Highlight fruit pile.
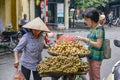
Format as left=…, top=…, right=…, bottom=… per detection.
left=37, top=56, right=89, bottom=74
left=48, top=42, right=90, bottom=56
left=37, top=41, right=90, bottom=76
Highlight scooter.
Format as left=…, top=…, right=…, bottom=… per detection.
left=0, top=31, right=19, bottom=53
left=106, top=40, right=120, bottom=80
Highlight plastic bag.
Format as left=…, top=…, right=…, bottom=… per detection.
left=55, top=34, right=75, bottom=45
left=47, top=32, right=55, bottom=38
left=14, top=69, right=25, bottom=80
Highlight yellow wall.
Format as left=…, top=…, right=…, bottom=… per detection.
left=11, top=0, right=17, bottom=30
left=0, top=0, right=31, bottom=31
left=5, top=0, right=11, bottom=28
left=17, top=0, right=23, bottom=25
left=22, top=0, right=29, bottom=19
left=0, top=0, right=5, bottom=30
left=0, top=0, right=23, bottom=31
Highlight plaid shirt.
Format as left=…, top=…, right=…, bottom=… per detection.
left=87, top=26, right=105, bottom=61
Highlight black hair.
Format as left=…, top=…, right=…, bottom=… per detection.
left=98, top=10, right=102, bottom=15
left=23, top=14, right=27, bottom=17
left=82, top=12, right=84, bottom=18
left=83, top=8, right=99, bottom=23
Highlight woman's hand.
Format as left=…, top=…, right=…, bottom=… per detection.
left=75, top=36, right=88, bottom=43
left=14, top=60, right=19, bottom=68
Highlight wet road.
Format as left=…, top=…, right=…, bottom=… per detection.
left=0, top=26, right=120, bottom=80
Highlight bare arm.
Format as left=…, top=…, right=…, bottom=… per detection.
left=87, top=38, right=103, bottom=49
left=14, top=51, right=19, bottom=68
left=77, top=37, right=103, bottom=49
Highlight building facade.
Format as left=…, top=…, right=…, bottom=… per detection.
left=0, top=0, right=22, bottom=30
left=108, top=0, right=120, bottom=17
left=0, top=0, right=71, bottom=30
left=35, top=0, right=69, bottom=29
left=0, top=0, right=35, bottom=31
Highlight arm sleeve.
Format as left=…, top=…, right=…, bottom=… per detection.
left=13, top=35, right=27, bottom=52
left=96, top=29, right=104, bottom=39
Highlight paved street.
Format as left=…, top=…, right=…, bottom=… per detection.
left=0, top=26, right=120, bottom=80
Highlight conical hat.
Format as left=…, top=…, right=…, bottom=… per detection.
left=23, top=17, right=50, bottom=32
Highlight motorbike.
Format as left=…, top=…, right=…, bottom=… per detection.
left=112, top=17, right=120, bottom=27
left=113, top=40, right=120, bottom=80
left=0, top=31, right=19, bottom=53
left=106, top=40, right=120, bottom=80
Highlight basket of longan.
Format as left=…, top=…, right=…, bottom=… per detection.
left=37, top=56, right=89, bottom=77
left=47, top=42, right=90, bottom=58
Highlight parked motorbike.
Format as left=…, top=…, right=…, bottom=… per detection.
left=112, top=17, right=120, bottom=27
left=113, top=39, right=120, bottom=80
left=0, top=31, right=19, bottom=53
left=107, top=40, right=120, bottom=80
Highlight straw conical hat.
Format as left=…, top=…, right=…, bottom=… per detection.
left=23, top=17, right=50, bottom=32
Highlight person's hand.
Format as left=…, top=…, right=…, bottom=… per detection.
left=75, top=36, right=84, bottom=41
left=14, top=60, right=19, bottom=68
left=75, top=36, right=88, bottom=43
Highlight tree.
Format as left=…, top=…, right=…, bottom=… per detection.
left=70, top=0, right=109, bottom=28
left=73, top=0, right=109, bottom=9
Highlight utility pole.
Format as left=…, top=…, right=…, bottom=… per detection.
left=64, top=0, right=69, bottom=29
left=29, top=0, right=35, bottom=20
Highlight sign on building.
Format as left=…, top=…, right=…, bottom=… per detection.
left=57, top=3, right=64, bottom=17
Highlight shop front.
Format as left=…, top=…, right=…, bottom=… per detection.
left=108, top=0, right=120, bottom=17
left=48, top=0, right=64, bottom=29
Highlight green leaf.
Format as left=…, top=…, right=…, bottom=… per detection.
left=72, top=0, right=109, bottom=9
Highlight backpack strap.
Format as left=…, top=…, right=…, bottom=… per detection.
left=96, top=26, right=105, bottom=39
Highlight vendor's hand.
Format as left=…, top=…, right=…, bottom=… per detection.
left=14, top=60, right=19, bottom=68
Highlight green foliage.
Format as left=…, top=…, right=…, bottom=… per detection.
left=73, top=0, right=109, bottom=9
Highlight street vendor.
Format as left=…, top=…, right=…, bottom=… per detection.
left=13, top=17, right=50, bottom=80
left=76, top=8, right=105, bottom=80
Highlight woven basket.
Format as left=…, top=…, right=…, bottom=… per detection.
left=47, top=50, right=90, bottom=58
left=40, top=71, right=88, bottom=77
